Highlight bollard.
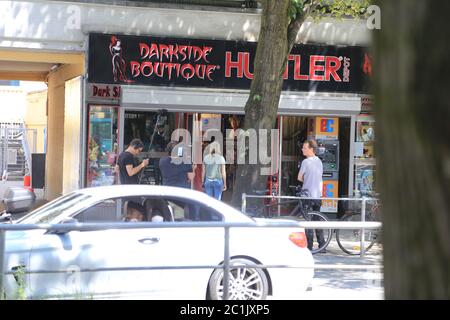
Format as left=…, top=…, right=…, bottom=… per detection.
left=23, top=175, right=33, bottom=192
left=223, top=227, right=230, bottom=300
left=0, top=230, right=5, bottom=299
left=360, top=198, right=366, bottom=258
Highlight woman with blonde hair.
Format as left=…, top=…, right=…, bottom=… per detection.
left=202, top=141, right=227, bottom=200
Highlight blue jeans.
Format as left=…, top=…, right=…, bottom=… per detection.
left=204, top=178, right=224, bottom=200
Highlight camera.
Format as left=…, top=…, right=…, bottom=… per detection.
left=177, top=146, right=183, bottom=157
left=155, top=109, right=168, bottom=127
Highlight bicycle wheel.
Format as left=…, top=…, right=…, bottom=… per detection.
left=265, top=200, right=297, bottom=218
left=245, top=205, right=265, bottom=218
left=336, top=213, right=379, bottom=255
left=304, top=211, right=332, bottom=254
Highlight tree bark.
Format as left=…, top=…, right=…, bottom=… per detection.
left=374, top=0, right=450, bottom=298
left=231, top=0, right=295, bottom=206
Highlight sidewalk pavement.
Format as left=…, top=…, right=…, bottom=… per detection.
left=302, top=240, right=384, bottom=300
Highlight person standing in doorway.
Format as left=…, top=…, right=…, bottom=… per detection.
left=298, top=139, right=325, bottom=252
left=202, top=141, right=227, bottom=200
left=117, top=139, right=149, bottom=184
left=159, top=141, right=194, bottom=189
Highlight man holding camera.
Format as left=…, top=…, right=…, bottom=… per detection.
left=117, top=138, right=149, bottom=184
left=159, top=141, right=194, bottom=189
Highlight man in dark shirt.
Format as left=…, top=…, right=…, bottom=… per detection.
left=117, top=139, right=149, bottom=184
left=159, top=141, right=194, bottom=189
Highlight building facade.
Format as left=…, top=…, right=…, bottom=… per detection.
left=0, top=0, right=373, bottom=204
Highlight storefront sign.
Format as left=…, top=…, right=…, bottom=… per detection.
left=321, top=180, right=339, bottom=213
left=88, top=33, right=369, bottom=93
left=315, top=117, right=339, bottom=139
left=88, top=83, right=121, bottom=100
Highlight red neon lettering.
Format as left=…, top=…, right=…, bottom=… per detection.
left=195, top=64, right=206, bottom=79
left=310, top=55, right=325, bottom=81
left=178, top=45, right=187, bottom=61
left=187, top=46, right=193, bottom=60
left=130, top=61, right=141, bottom=77
left=325, top=56, right=342, bottom=81
left=159, top=44, right=169, bottom=61
left=243, top=52, right=253, bottom=79
left=141, top=61, right=153, bottom=77
left=168, top=45, right=179, bottom=62
left=205, top=65, right=216, bottom=81
left=180, top=64, right=195, bottom=80
left=203, top=47, right=212, bottom=63
left=192, top=46, right=203, bottom=62
left=139, top=43, right=149, bottom=59
left=294, top=55, right=309, bottom=81
left=165, top=63, right=175, bottom=80
left=175, top=63, right=181, bottom=77
left=225, top=52, right=244, bottom=78
left=154, top=62, right=164, bottom=77
left=149, top=43, right=159, bottom=60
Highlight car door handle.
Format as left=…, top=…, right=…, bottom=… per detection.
left=138, top=237, right=160, bottom=244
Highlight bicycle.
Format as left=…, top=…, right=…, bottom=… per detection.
left=335, top=197, right=381, bottom=255
left=247, top=187, right=332, bottom=254
left=244, top=189, right=277, bottom=219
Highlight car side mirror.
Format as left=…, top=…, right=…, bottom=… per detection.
left=48, top=217, right=78, bottom=234
left=60, top=217, right=78, bottom=224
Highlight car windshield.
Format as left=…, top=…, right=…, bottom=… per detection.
left=17, top=193, right=92, bottom=224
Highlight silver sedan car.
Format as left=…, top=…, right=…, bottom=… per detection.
left=3, top=185, right=314, bottom=299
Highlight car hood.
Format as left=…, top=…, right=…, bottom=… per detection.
left=6, top=230, right=29, bottom=241
left=4, top=230, right=42, bottom=254
left=5, top=229, right=44, bottom=244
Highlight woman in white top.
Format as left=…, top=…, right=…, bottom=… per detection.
left=202, top=141, right=227, bottom=200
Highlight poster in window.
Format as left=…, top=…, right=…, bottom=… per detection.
left=356, top=166, right=375, bottom=196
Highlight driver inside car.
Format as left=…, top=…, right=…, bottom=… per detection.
left=124, top=201, right=146, bottom=222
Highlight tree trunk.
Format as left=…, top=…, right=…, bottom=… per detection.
left=231, top=0, right=292, bottom=207
left=374, top=0, right=450, bottom=298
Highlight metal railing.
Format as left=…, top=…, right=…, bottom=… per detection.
left=0, top=219, right=381, bottom=300
left=56, top=0, right=259, bottom=9
left=242, top=193, right=381, bottom=258
left=0, top=127, right=37, bottom=179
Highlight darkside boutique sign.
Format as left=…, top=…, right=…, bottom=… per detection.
left=88, top=33, right=370, bottom=93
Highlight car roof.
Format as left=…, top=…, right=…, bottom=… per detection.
left=74, top=185, right=251, bottom=222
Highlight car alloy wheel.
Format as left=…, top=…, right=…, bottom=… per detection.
left=208, top=258, right=269, bottom=300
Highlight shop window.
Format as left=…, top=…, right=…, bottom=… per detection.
left=354, top=114, right=376, bottom=196
left=123, top=110, right=181, bottom=185
left=86, top=105, right=119, bottom=187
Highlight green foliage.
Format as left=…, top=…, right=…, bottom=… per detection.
left=315, top=0, right=371, bottom=19
left=289, top=0, right=305, bottom=20
left=13, top=266, right=26, bottom=300
left=289, top=0, right=371, bottom=22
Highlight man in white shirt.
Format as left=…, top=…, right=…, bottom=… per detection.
left=298, top=139, right=325, bottom=252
